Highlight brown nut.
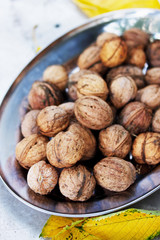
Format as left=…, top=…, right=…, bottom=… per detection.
left=107, top=65, right=145, bottom=89
left=152, top=108, right=160, bottom=133
left=77, top=74, right=109, bottom=100
left=126, top=47, right=146, bottom=69
left=59, top=165, right=96, bottom=201
left=93, top=157, right=136, bottom=192
left=68, top=122, right=96, bottom=160
left=135, top=163, right=154, bottom=175
left=21, top=110, right=40, bottom=137
left=43, top=65, right=68, bottom=91
left=74, top=96, right=113, bottom=130
left=28, top=81, right=63, bottom=109
left=15, top=134, right=48, bottom=169
left=100, top=37, right=127, bottom=67
left=96, top=32, right=118, bottom=47
left=123, top=28, right=149, bottom=49
left=59, top=102, right=75, bottom=118
left=109, top=75, right=137, bottom=109
left=68, top=69, right=98, bottom=101
left=145, top=68, right=160, bottom=85
left=147, top=40, right=160, bottom=67
left=136, top=84, right=160, bottom=109
left=99, top=124, right=132, bottom=158
left=119, top=101, right=152, bottom=135
left=27, top=161, right=58, bottom=195
left=132, top=132, right=160, bottom=165
left=46, top=131, right=85, bottom=168
left=37, top=106, right=69, bottom=137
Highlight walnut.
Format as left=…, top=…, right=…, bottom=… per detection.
left=93, top=157, right=136, bottom=192
left=107, top=65, right=145, bottom=89
left=99, top=124, right=132, bottom=158
left=109, top=75, right=137, bottom=109
left=46, top=131, right=85, bottom=168
left=28, top=81, right=63, bottom=109
left=68, top=122, right=96, bottom=160
left=59, top=165, right=96, bottom=201
left=100, top=37, right=127, bottom=67
left=123, top=28, right=149, bottom=49
left=96, top=32, right=118, bottom=47
left=43, top=65, right=68, bottom=91
left=77, top=74, right=109, bottom=100
left=21, top=110, right=40, bottom=137
left=37, top=106, right=69, bottom=137
left=145, top=68, right=160, bottom=84
left=132, top=132, right=160, bottom=165
left=126, top=47, right=146, bottom=69
left=136, top=84, right=160, bottom=109
left=152, top=108, right=160, bottom=133
left=15, top=134, right=48, bottom=169
left=59, top=102, right=75, bottom=118
left=68, top=69, right=98, bottom=101
left=119, top=101, right=152, bottom=134
left=147, top=40, right=160, bottom=67
left=74, top=96, right=113, bottom=130
left=27, top=161, right=58, bottom=195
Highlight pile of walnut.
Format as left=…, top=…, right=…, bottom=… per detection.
left=15, top=28, right=160, bottom=202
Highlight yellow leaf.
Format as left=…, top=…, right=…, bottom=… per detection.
left=73, top=0, right=160, bottom=17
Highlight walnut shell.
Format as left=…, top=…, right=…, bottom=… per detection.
left=46, top=131, right=85, bottom=168
left=119, top=101, right=152, bottom=134
left=77, top=74, right=109, bottom=100
left=43, top=65, right=68, bottom=91
left=147, top=40, right=160, bottom=67
left=15, top=134, right=48, bottom=169
left=74, top=96, right=113, bottom=130
left=59, top=165, right=96, bottom=201
left=100, top=37, right=127, bottom=67
left=28, top=81, right=63, bottom=109
left=27, top=161, right=58, bottom=195
left=93, top=157, right=136, bottom=192
left=107, top=65, right=145, bottom=89
left=126, top=47, right=146, bottom=69
left=68, top=122, right=96, bottom=160
left=132, top=132, right=160, bottom=165
left=37, top=106, right=69, bottom=137
left=123, top=28, right=149, bottom=49
left=109, top=75, right=137, bottom=109
left=96, top=32, right=118, bottom=47
left=152, top=108, right=160, bottom=133
left=21, top=110, right=40, bottom=137
left=145, top=68, right=160, bottom=85
left=99, top=124, right=132, bottom=158
left=136, top=84, right=160, bottom=109
left=59, top=102, right=75, bottom=118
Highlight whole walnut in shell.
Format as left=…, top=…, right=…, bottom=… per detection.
left=43, top=65, right=68, bottom=91
left=119, top=101, right=152, bottom=134
left=15, top=134, right=48, bottom=169
left=145, top=68, right=160, bottom=85
left=132, top=132, right=160, bottom=165
left=99, top=124, right=132, bottom=158
left=28, top=81, right=63, bottom=109
left=123, top=28, right=149, bottom=49
left=93, top=157, right=136, bottom=192
left=27, top=161, right=58, bottom=195
left=21, top=110, right=40, bottom=137
left=109, top=75, right=137, bottom=109
left=59, top=165, right=96, bottom=201
left=77, top=74, right=109, bottom=100
left=46, top=131, right=85, bottom=168
left=136, top=84, right=160, bottom=109
left=74, top=96, right=113, bottom=130
left=96, top=32, right=118, bottom=47
left=147, top=40, right=160, bottom=67
left=152, top=108, right=160, bottom=133
left=68, top=122, right=96, bottom=160
left=59, top=102, right=75, bottom=118
left=127, top=47, right=146, bottom=69
left=100, top=37, right=127, bottom=67
left=107, top=65, right=145, bottom=89
left=37, top=106, right=69, bottom=137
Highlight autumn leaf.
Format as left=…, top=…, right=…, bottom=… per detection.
left=40, top=209, right=160, bottom=240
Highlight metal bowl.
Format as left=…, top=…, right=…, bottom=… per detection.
left=0, top=8, right=160, bottom=217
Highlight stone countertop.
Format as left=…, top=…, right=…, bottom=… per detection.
left=0, top=1, right=160, bottom=239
